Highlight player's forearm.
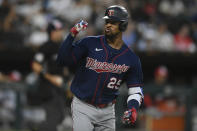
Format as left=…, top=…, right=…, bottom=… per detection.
left=44, top=73, right=63, bottom=87
left=127, top=87, right=143, bottom=110
left=57, top=20, right=88, bottom=66
left=56, top=33, right=75, bottom=66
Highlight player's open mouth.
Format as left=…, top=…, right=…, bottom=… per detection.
left=105, top=28, right=111, bottom=32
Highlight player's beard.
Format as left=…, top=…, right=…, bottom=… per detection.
left=105, top=30, right=121, bottom=43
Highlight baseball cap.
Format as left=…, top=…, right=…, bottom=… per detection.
left=154, top=65, right=168, bottom=78
left=47, top=19, right=63, bottom=35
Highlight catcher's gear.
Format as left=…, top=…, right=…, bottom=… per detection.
left=103, top=5, right=129, bottom=32
left=122, top=108, right=137, bottom=125
left=70, top=19, right=88, bottom=36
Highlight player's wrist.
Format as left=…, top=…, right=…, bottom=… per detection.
left=70, top=27, right=79, bottom=37
left=128, top=107, right=137, bottom=113
left=127, top=99, right=140, bottom=110
left=40, top=69, right=47, bottom=78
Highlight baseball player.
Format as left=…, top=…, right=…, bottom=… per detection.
left=57, top=5, right=143, bottom=131
left=31, top=20, right=66, bottom=131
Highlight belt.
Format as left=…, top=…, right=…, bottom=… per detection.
left=85, top=100, right=116, bottom=108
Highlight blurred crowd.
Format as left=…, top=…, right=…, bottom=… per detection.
left=1, top=0, right=197, bottom=53
left=0, top=0, right=197, bottom=131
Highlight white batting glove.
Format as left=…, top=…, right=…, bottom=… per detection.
left=70, top=19, right=88, bottom=36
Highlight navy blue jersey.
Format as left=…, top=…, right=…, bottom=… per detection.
left=57, top=34, right=143, bottom=104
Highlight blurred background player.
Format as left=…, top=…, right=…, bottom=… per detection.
left=27, top=19, right=68, bottom=131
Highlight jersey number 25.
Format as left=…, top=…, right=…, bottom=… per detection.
left=107, top=77, right=122, bottom=90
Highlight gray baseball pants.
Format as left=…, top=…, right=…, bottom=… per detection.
left=71, top=96, right=116, bottom=131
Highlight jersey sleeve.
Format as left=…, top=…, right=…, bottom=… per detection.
left=56, top=34, right=88, bottom=66
left=125, top=57, right=143, bottom=88
left=126, top=57, right=143, bottom=110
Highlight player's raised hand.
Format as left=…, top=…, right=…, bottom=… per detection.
left=122, top=108, right=137, bottom=125
left=70, top=19, right=88, bottom=37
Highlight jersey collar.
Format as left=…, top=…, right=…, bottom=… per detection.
left=102, top=35, right=127, bottom=53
